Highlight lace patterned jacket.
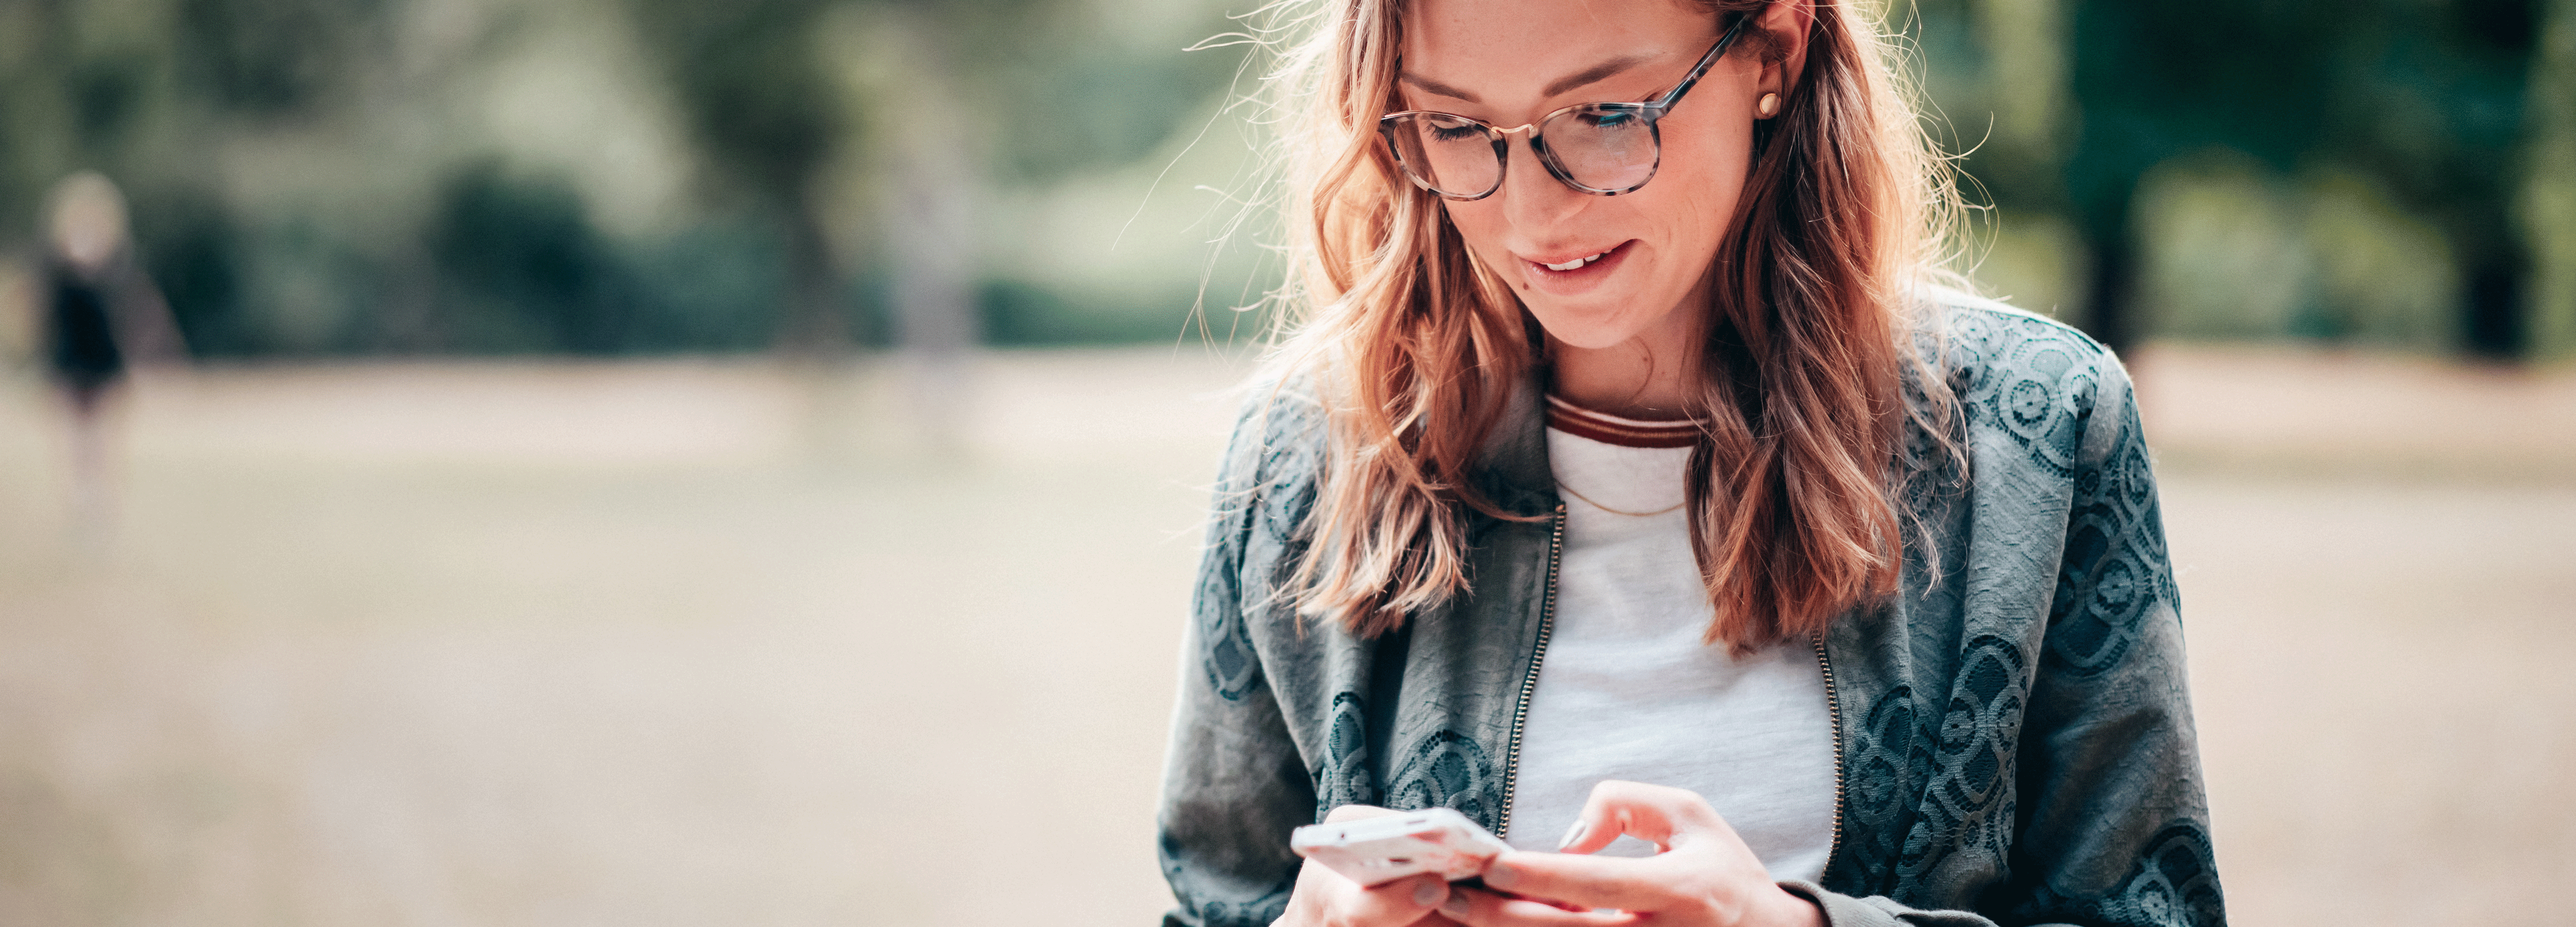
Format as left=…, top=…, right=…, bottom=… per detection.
left=1156, top=299, right=2224, bottom=927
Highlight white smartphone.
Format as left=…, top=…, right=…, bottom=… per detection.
left=1290, top=807, right=1512, bottom=887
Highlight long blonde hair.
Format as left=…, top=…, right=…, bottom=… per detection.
left=1248, top=0, right=1964, bottom=653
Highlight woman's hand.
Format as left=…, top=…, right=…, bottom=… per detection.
left=1432, top=781, right=1825, bottom=927
left=1272, top=804, right=1459, bottom=927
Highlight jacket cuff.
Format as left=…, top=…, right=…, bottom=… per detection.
left=1778, top=880, right=1903, bottom=927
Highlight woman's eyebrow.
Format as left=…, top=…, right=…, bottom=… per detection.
left=1542, top=54, right=1651, bottom=98
left=1398, top=72, right=1482, bottom=103
left=1398, top=53, right=1656, bottom=106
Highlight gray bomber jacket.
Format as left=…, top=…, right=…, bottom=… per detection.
left=1156, top=299, right=2224, bottom=927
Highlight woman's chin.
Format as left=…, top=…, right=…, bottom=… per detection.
left=1526, top=305, right=1650, bottom=352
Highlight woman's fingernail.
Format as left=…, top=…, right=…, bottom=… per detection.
left=1441, top=891, right=1470, bottom=916
left=1413, top=880, right=1443, bottom=907
left=1556, top=821, right=1587, bottom=850
left=1485, top=860, right=1517, bottom=889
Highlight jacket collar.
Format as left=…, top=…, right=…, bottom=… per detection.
left=1468, top=369, right=1563, bottom=519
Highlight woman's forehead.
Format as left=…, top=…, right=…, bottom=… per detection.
left=1402, top=0, right=1718, bottom=103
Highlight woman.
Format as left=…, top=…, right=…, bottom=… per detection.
left=38, top=172, right=181, bottom=533
left=1158, top=0, right=2219, bottom=925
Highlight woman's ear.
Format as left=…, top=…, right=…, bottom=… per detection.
left=1756, top=1, right=1814, bottom=107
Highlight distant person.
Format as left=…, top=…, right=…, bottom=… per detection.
left=1160, top=2, right=2218, bottom=927
left=40, top=172, right=183, bottom=532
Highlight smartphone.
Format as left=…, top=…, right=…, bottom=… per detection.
left=1290, top=807, right=1511, bottom=887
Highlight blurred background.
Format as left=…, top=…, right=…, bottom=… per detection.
left=0, top=0, right=2568, bottom=924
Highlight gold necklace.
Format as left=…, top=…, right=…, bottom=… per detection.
left=1555, top=480, right=1687, bottom=517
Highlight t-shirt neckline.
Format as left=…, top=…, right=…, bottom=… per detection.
left=1545, top=394, right=1705, bottom=449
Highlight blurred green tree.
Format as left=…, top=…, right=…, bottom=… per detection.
left=172, top=0, right=372, bottom=120
left=2523, top=0, right=2576, bottom=360
left=615, top=0, right=1088, bottom=360
left=1963, top=0, right=2546, bottom=358
left=620, top=0, right=852, bottom=357
left=430, top=161, right=619, bottom=353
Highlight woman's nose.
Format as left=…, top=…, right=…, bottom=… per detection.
left=1497, top=134, right=1588, bottom=228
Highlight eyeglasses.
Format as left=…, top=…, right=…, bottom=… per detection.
left=1376, top=9, right=1760, bottom=201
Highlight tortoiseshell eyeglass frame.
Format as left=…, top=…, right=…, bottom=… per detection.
left=1376, top=6, right=1763, bottom=201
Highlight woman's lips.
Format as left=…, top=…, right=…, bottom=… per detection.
left=1520, top=240, right=1635, bottom=292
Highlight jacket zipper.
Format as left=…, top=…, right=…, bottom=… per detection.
left=1498, top=502, right=1568, bottom=835
left=1811, top=631, right=1846, bottom=872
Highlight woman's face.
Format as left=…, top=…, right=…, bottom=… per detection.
left=1399, top=0, right=1765, bottom=351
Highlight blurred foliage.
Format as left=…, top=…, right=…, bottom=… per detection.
left=173, top=0, right=378, bottom=119
left=0, top=0, right=2563, bottom=359
left=430, top=161, right=623, bottom=352
left=1926, top=0, right=2556, bottom=358
left=977, top=278, right=1219, bottom=346
left=623, top=0, right=841, bottom=198
left=619, top=0, right=847, bottom=352
left=983, top=32, right=1244, bottom=182
left=422, top=160, right=799, bottom=354
left=2526, top=0, right=2576, bottom=358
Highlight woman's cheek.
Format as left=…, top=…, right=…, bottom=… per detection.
left=1443, top=210, right=1513, bottom=280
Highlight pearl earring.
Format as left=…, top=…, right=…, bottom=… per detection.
left=1756, top=93, right=1781, bottom=118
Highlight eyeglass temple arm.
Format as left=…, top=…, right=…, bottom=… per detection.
left=1646, top=2, right=1765, bottom=116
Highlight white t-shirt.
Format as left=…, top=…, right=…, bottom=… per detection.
left=1499, top=396, right=1837, bottom=883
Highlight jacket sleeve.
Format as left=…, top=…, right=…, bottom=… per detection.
left=1155, top=389, right=1318, bottom=927
left=1787, top=356, right=2224, bottom=927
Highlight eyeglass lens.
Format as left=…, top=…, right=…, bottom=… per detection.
left=1385, top=114, right=1503, bottom=196
left=1386, top=108, right=1658, bottom=197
